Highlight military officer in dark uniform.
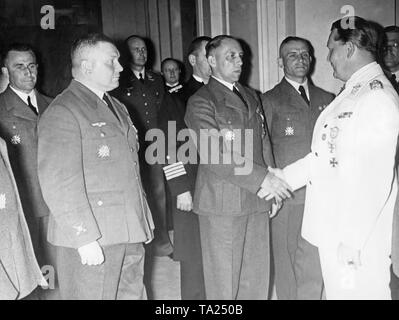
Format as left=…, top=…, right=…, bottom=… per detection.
left=161, top=58, right=184, bottom=96
left=113, top=35, right=172, bottom=256
left=262, top=37, right=334, bottom=300
left=384, top=26, right=399, bottom=93
left=181, top=36, right=212, bottom=105
left=0, top=44, right=57, bottom=299
left=383, top=25, right=399, bottom=300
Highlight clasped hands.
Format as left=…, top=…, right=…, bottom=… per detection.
left=257, top=168, right=293, bottom=218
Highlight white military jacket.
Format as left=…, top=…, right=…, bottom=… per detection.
left=283, top=62, right=399, bottom=251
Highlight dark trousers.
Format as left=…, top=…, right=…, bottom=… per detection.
left=271, top=203, right=323, bottom=300
left=141, top=162, right=172, bottom=256
left=56, top=243, right=147, bottom=300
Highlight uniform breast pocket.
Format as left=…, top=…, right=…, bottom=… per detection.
left=273, top=112, right=305, bottom=139
left=215, top=110, right=242, bottom=130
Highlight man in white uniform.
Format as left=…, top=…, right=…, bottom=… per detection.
left=260, top=16, right=399, bottom=299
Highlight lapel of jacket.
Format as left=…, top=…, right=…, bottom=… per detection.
left=70, top=80, right=125, bottom=134
left=3, top=87, right=37, bottom=122
left=208, top=77, right=247, bottom=113
left=35, top=90, right=50, bottom=115
left=235, top=82, right=258, bottom=118
left=281, top=78, right=309, bottom=111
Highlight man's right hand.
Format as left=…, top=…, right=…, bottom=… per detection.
left=257, top=171, right=293, bottom=202
left=77, top=241, right=104, bottom=266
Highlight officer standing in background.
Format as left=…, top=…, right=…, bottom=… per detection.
left=114, top=35, right=172, bottom=256
left=181, top=36, right=212, bottom=105
left=262, top=36, right=334, bottom=300
left=0, top=44, right=57, bottom=299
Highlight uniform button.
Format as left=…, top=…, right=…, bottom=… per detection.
left=136, top=176, right=139, bottom=179
left=134, top=161, right=137, bottom=165
left=324, top=124, right=328, bottom=128
left=143, top=93, right=146, bottom=97
left=97, top=200, right=103, bottom=206
left=315, top=152, right=318, bottom=156
left=227, top=120, right=231, bottom=124
left=309, top=181, right=312, bottom=185
left=145, top=112, right=148, bottom=115
left=100, top=132, right=105, bottom=137
left=146, top=120, right=149, bottom=123
left=130, top=147, right=134, bottom=152
left=144, top=102, right=148, bottom=106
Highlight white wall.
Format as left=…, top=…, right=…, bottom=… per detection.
left=295, top=0, right=395, bottom=94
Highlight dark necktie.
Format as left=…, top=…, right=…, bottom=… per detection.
left=392, top=74, right=397, bottom=83
left=233, top=86, right=248, bottom=109
left=139, top=73, right=144, bottom=84
left=103, top=94, right=119, bottom=121
left=298, top=85, right=310, bottom=106
left=27, top=96, right=38, bottom=115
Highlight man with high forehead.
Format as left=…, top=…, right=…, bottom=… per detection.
left=262, top=37, right=334, bottom=300
left=272, top=16, right=399, bottom=299
left=0, top=44, right=55, bottom=299
left=38, top=33, right=154, bottom=299
left=185, top=35, right=292, bottom=299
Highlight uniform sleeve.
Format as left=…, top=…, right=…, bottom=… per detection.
left=38, top=104, right=101, bottom=249
left=338, top=90, right=399, bottom=251
left=282, top=152, right=312, bottom=191
left=184, top=94, right=267, bottom=194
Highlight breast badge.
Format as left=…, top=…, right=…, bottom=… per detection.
left=97, top=145, right=110, bottom=158
left=91, top=122, right=107, bottom=128
left=11, top=134, right=21, bottom=145
left=73, top=223, right=87, bottom=236
left=0, top=193, right=6, bottom=209
left=351, top=84, right=361, bottom=94
left=285, top=126, right=294, bottom=136
left=370, top=80, right=383, bottom=90
left=224, top=130, right=235, bottom=141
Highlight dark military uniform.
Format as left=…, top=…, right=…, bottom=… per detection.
left=158, top=80, right=206, bottom=299
left=114, top=69, right=172, bottom=256
left=185, top=77, right=274, bottom=299
left=0, top=86, right=58, bottom=299
left=262, top=78, right=334, bottom=300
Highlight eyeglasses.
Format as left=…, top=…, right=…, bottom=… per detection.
left=14, top=63, right=38, bottom=73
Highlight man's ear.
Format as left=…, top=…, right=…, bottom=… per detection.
left=278, top=57, right=284, bottom=69
left=1, top=67, right=9, bottom=78
left=207, top=55, right=216, bottom=68
left=346, top=41, right=356, bottom=59
left=81, top=60, right=92, bottom=75
left=188, top=54, right=196, bottom=67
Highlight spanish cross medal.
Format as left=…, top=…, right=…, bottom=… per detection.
left=285, top=126, right=294, bottom=136
left=224, top=130, right=235, bottom=141
left=11, top=134, right=21, bottom=145
left=98, top=145, right=110, bottom=158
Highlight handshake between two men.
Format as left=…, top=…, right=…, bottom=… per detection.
left=257, top=168, right=293, bottom=218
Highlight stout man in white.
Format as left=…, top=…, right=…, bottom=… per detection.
left=260, top=16, right=399, bottom=299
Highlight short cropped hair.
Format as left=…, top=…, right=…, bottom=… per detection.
left=70, top=33, right=114, bottom=69
left=330, top=16, right=382, bottom=59
left=384, top=25, right=399, bottom=34
left=205, top=35, right=237, bottom=58
left=125, top=35, right=145, bottom=46
left=279, top=36, right=313, bottom=57
left=161, top=58, right=180, bottom=71
left=3, top=43, right=36, bottom=66
left=187, top=36, right=212, bottom=57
